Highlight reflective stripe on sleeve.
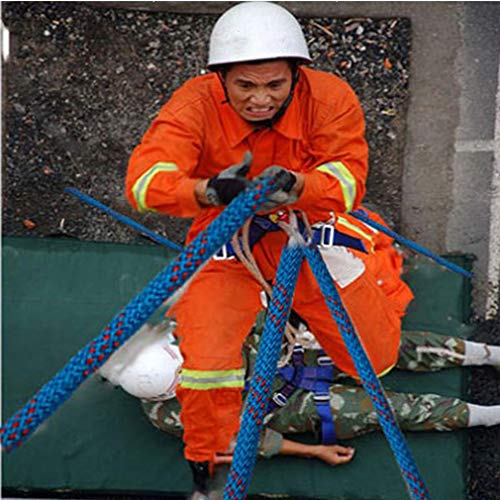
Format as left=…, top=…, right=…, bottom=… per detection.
left=131, top=162, right=179, bottom=212
left=316, top=161, right=356, bottom=213
left=180, top=368, right=245, bottom=390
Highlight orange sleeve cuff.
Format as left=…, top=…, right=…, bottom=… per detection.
left=295, top=172, right=319, bottom=208
left=295, top=171, right=344, bottom=213
left=175, top=177, right=203, bottom=217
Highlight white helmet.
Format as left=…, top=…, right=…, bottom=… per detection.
left=99, top=322, right=183, bottom=401
left=118, top=342, right=182, bottom=401
left=208, top=2, right=311, bottom=68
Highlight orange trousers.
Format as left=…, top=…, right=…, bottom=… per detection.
left=175, top=230, right=408, bottom=463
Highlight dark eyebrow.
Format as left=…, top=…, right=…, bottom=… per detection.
left=235, top=78, right=255, bottom=85
left=234, top=78, right=288, bottom=86
left=268, top=78, right=288, bottom=85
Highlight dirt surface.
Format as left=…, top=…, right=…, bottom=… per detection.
left=2, top=2, right=498, bottom=500
left=2, top=1, right=409, bottom=245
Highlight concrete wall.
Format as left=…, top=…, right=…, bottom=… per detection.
left=448, top=3, right=500, bottom=316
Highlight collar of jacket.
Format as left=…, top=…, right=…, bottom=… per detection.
left=212, top=77, right=304, bottom=148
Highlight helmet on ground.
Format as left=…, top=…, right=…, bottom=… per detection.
left=99, top=322, right=183, bottom=401
left=118, top=342, right=182, bottom=401
left=208, top=1, right=311, bottom=68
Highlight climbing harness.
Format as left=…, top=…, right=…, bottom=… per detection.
left=214, top=214, right=277, bottom=260
left=224, top=209, right=431, bottom=500
left=214, top=212, right=367, bottom=260
left=268, top=343, right=337, bottom=444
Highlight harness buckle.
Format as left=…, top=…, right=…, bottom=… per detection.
left=313, top=392, right=330, bottom=403
left=213, top=244, right=235, bottom=261
left=317, top=355, right=333, bottom=366
left=272, top=392, right=288, bottom=407
left=319, top=224, right=335, bottom=248
left=293, top=344, right=305, bottom=354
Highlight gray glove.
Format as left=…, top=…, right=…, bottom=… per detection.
left=256, top=165, right=297, bottom=211
left=205, top=151, right=253, bottom=206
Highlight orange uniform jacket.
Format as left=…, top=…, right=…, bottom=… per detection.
left=126, top=67, right=368, bottom=239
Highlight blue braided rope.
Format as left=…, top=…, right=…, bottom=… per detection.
left=302, top=242, right=430, bottom=500
left=350, top=209, right=473, bottom=279
left=65, top=187, right=183, bottom=252
left=223, top=241, right=304, bottom=500
left=0, top=178, right=278, bottom=452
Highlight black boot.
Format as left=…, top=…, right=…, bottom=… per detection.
left=188, top=460, right=210, bottom=498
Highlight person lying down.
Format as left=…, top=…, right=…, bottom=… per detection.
left=99, top=317, right=500, bottom=468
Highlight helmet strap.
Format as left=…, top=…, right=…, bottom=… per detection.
left=216, top=71, right=231, bottom=105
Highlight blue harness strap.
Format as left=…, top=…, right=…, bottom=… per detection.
left=214, top=215, right=279, bottom=259
left=215, top=215, right=367, bottom=259
left=268, top=344, right=337, bottom=444
left=310, top=223, right=367, bottom=253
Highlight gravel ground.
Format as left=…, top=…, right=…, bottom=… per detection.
left=2, top=2, right=498, bottom=499
left=2, top=1, right=409, bottom=244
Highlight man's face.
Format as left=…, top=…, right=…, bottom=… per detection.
left=224, top=60, right=293, bottom=123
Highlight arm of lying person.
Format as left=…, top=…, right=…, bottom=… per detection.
left=214, top=428, right=355, bottom=467
left=278, top=437, right=355, bottom=466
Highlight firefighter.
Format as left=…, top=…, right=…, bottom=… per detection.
left=126, top=1, right=412, bottom=493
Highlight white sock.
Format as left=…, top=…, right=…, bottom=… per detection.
left=467, top=404, right=500, bottom=427
left=463, top=341, right=500, bottom=367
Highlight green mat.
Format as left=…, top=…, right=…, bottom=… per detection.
left=2, top=236, right=474, bottom=499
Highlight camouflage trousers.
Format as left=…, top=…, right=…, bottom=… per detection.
left=267, top=330, right=470, bottom=440
left=396, top=330, right=466, bottom=371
